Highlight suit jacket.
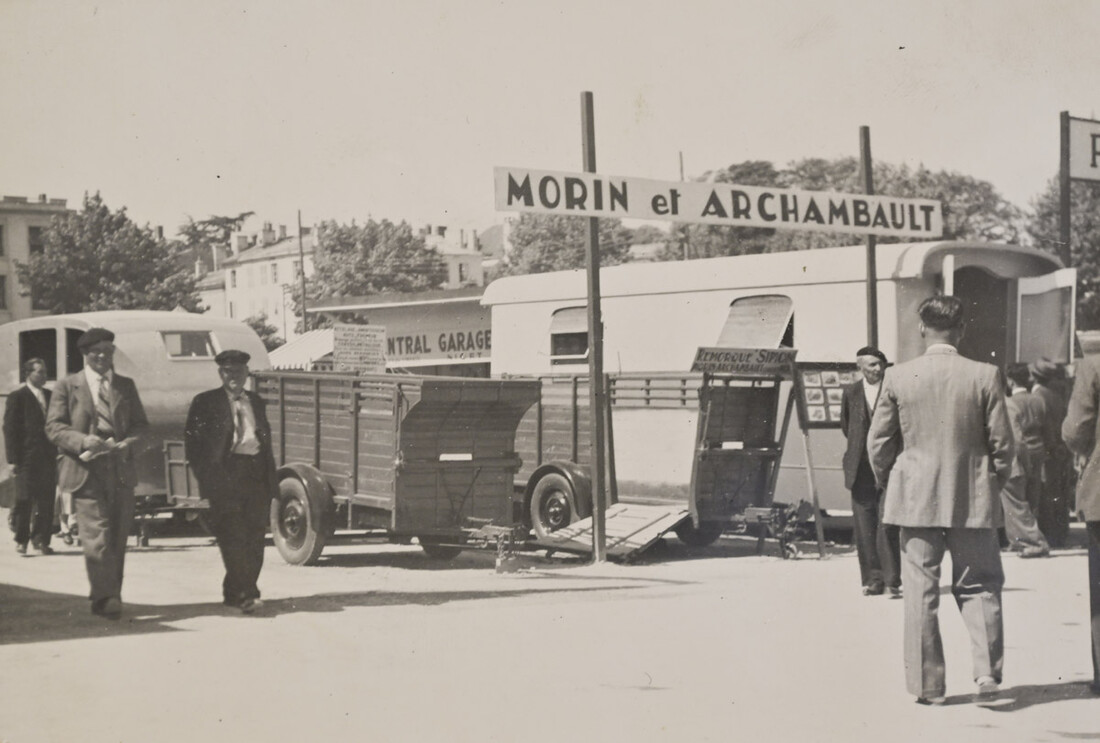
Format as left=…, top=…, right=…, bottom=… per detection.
left=46, top=371, right=149, bottom=493
left=867, top=345, right=1014, bottom=528
left=839, top=378, right=878, bottom=491
left=4, top=385, right=56, bottom=474
left=1060, top=356, right=1100, bottom=521
left=184, top=387, right=277, bottom=503
left=1005, top=390, right=1046, bottom=456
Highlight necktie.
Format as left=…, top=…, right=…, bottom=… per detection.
left=96, top=377, right=115, bottom=437
left=232, top=396, right=245, bottom=450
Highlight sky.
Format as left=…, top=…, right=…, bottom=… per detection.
left=1, top=0, right=1098, bottom=239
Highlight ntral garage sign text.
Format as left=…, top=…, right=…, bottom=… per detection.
left=495, top=166, right=943, bottom=239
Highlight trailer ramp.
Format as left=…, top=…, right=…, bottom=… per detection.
left=535, top=504, right=689, bottom=558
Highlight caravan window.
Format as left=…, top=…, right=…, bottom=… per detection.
left=65, top=328, right=85, bottom=373
left=716, top=295, right=794, bottom=349
left=162, top=331, right=215, bottom=358
left=19, top=328, right=57, bottom=380
left=550, top=307, right=588, bottom=365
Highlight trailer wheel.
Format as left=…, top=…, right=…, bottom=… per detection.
left=529, top=472, right=578, bottom=541
left=674, top=520, right=725, bottom=547
left=270, top=477, right=331, bottom=565
left=418, top=536, right=463, bottom=561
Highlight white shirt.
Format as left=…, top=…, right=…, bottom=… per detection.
left=226, top=390, right=261, bottom=456
left=26, top=383, right=46, bottom=413
left=83, top=367, right=113, bottom=404
left=862, top=378, right=881, bottom=411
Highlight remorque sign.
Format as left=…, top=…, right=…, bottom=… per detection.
left=495, top=166, right=943, bottom=239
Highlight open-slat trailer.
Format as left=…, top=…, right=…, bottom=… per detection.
left=255, top=370, right=539, bottom=565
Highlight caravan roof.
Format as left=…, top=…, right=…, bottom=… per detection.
left=481, top=241, right=1063, bottom=305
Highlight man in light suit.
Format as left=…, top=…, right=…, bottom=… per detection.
left=46, top=328, right=149, bottom=619
left=4, top=358, right=58, bottom=555
left=868, top=295, right=1014, bottom=705
left=840, top=346, right=901, bottom=597
left=1059, top=355, right=1100, bottom=695
left=185, top=350, right=277, bottom=614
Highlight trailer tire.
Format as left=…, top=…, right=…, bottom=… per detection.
left=529, top=472, right=578, bottom=541
left=418, top=536, right=463, bottom=561
left=270, top=476, right=331, bottom=565
left=674, top=520, right=725, bottom=547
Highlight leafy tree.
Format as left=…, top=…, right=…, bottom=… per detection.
left=289, top=218, right=447, bottom=331
left=1028, top=178, right=1100, bottom=328
left=178, top=211, right=254, bottom=269
left=663, top=158, right=1023, bottom=259
left=243, top=312, right=285, bottom=351
left=504, top=213, right=633, bottom=274
left=15, top=192, right=201, bottom=314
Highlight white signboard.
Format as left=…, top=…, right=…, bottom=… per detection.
left=333, top=323, right=387, bottom=374
left=691, top=347, right=797, bottom=377
left=1069, top=116, right=1100, bottom=182
left=495, top=166, right=943, bottom=238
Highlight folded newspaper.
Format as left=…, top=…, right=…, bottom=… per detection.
left=79, top=437, right=117, bottom=462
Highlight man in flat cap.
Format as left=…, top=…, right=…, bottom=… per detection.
left=185, top=350, right=277, bottom=614
left=840, top=345, right=901, bottom=597
left=46, top=327, right=149, bottom=619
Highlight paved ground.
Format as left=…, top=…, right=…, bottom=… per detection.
left=1, top=517, right=1097, bottom=743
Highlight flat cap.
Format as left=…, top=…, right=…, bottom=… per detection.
left=215, top=349, right=251, bottom=366
left=76, top=327, right=115, bottom=351
left=1029, top=357, right=1063, bottom=380
left=855, top=345, right=888, bottom=365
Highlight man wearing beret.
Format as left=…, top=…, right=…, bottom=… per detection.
left=46, top=327, right=149, bottom=619
left=840, top=345, right=901, bottom=597
left=1031, top=358, right=1071, bottom=547
left=185, top=350, right=277, bottom=614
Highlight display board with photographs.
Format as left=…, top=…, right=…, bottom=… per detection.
left=795, top=362, right=859, bottom=429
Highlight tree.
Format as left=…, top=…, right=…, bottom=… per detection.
left=503, top=213, right=633, bottom=274
left=178, top=211, right=254, bottom=270
left=243, top=312, right=285, bottom=351
left=15, top=192, right=201, bottom=314
left=1028, top=178, right=1100, bottom=328
left=289, top=218, right=447, bottom=331
left=662, top=158, right=1023, bottom=260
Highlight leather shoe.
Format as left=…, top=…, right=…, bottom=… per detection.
left=61, top=532, right=74, bottom=546
left=888, top=586, right=902, bottom=599
left=32, top=542, right=54, bottom=555
left=240, top=597, right=263, bottom=614
left=15, top=542, right=27, bottom=555
left=1019, top=546, right=1049, bottom=559
left=916, top=695, right=946, bottom=706
left=862, top=583, right=885, bottom=596
left=976, top=676, right=999, bottom=697
left=91, top=597, right=122, bottom=620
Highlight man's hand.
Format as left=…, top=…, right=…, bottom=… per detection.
left=81, top=434, right=112, bottom=456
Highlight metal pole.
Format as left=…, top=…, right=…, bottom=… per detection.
left=859, top=126, right=878, bottom=348
left=1059, top=111, right=1073, bottom=266
left=297, top=210, right=310, bottom=334
left=581, top=91, right=607, bottom=563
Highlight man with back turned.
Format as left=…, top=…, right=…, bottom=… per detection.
left=867, top=295, right=1014, bottom=705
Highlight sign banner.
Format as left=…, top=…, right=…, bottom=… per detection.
left=691, top=347, right=797, bottom=377
left=495, top=166, right=943, bottom=238
left=333, top=323, right=387, bottom=374
left=1069, top=116, right=1100, bottom=182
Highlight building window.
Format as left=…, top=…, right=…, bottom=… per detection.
left=28, top=226, right=44, bottom=254
left=0, top=225, right=5, bottom=256
left=230, top=270, right=237, bottom=289
left=458, top=263, right=469, bottom=283
left=271, top=263, right=278, bottom=283
left=550, top=307, right=589, bottom=365
left=0, top=274, right=6, bottom=309
left=716, top=295, right=794, bottom=349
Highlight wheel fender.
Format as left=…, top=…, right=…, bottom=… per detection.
left=525, top=461, right=592, bottom=521
left=276, top=464, right=335, bottom=523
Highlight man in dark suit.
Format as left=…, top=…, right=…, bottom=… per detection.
left=840, top=346, right=901, bottom=597
left=868, top=296, right=1014, bottom=705
left=185, top=350, right=277, bottom=614
left=1031, top=358, right=1071, bottom=547
left=1059, top=355, right=1100, bottom=695
left=46, top=328, right=149, bottom=619
left=4, top=358, right=58, bottom=555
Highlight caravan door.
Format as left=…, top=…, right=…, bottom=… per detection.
left=1017, top=268, right=1076, bottom=364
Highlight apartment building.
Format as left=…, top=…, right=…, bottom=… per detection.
left=0, top=194, right=71, bottom=323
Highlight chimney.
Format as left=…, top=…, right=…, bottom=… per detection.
left=460, top=229, right=465, bottom=249
left=156, top=226, right=164, bottom=240
left=262, top=222, right=275, bottom=245
left=38, top=194, right=47, bottom=203
left=279, top=224, right=287, bottom=240
left=471, top=229, right=479, bottom=253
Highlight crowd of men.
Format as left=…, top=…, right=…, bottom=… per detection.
left=840, top=295, right=1100, bottom=704
left=3, top=328, right=276, bottom=618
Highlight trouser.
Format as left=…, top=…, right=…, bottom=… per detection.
left=1088, top=521, right=1100, bottom=689
left=1040, top=450, right=1072, bottom=547
left=851, top=478, right=900, bottom=589
left=208, top=455, right=269, bottom=605
left=899, top=527, right=1004, bottom=698
left=72, top=471, right=135, bottom=604
left=11, top=466, right=56, bottom=547
left=1000, top=454, right=1050, bottom=552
